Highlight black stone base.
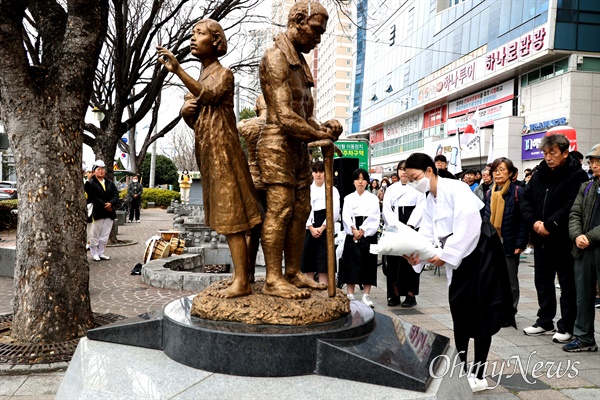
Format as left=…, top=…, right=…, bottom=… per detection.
left=316, top=312, right=450, bottom=392
left=162, top=296, right=375, bottom=376
left=87, top=310, right=164, bottom=350
left=87, top=295, right=450, bottom=392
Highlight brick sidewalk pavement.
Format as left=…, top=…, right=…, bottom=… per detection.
left=0, top=208, right=194, bottom=317
left=1, top=208, right=599, bottom=399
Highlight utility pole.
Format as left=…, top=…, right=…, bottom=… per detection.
left=235, top=82, right=240, bottom=122
left=149, top=139, right=157, bottom=188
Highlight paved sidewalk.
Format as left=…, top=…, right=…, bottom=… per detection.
left=1, top=208, right=599, bottom=399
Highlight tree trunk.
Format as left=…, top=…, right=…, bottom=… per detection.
left=0, top=0, right=109, bottom=344
left=9, top=106, right=95, bottom=343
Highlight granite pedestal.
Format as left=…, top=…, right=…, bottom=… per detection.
left=82, top=295, right=461, bottom=396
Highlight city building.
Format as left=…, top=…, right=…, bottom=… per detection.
left=314, top=0, right=354, bottom=134
left=241, top=27, right=273, bottom=110
left=353, top=0, right=600, bottom=177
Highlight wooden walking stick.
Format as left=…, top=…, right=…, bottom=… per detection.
left=308, top=139, right=343, bottom=297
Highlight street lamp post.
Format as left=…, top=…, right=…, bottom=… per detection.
left=92, top=106, right=105, bottom=122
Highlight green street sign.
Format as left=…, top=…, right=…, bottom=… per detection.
left=334, top=140, right=369, bottom=170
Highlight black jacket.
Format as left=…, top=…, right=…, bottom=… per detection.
left=483, top=183, right=528, bottom=256
left=520, top=154, right=589, bottom=246
left=85, top=176, right=119, bottom=220
left=127, top=181, right=144, bottom=202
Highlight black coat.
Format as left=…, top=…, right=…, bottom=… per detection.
left=85, top=177, right=119, bottom=220
left=127, top=181, right=144, bottom=202
left=483, top=183, right=528, bottom=256
left=520, top=154, right=589, bottom=246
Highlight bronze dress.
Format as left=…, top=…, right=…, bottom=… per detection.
left=192, top=61, right=262, bottom=235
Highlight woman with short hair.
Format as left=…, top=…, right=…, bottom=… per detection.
left=484, top=157, right=528, bottom=315
left=301, top=161, right=340, bottom=284
left=339, top=168, right=381, bottom=308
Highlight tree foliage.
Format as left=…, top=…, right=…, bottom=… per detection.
left=239, top=107, right=256, bottom=121
left=140, top=153, right=179, bottom=188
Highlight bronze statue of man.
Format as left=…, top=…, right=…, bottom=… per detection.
left=258, top=0, right=343, bottom=299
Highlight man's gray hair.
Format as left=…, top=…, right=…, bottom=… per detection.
left=540, top=133, right=570, bottom=153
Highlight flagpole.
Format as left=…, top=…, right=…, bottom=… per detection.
left=479, top=132, right=483, bottom=171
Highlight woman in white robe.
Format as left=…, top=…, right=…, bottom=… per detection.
left=340, top=168, right=380, bottom=308
left=382, top=160, right=425, bottom=307
left=403, top=153, right=514, bottom=393
left=301, top=161, right=340, bottom=284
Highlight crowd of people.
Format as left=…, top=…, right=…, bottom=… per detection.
left=299, top=133, right=600, bottom=393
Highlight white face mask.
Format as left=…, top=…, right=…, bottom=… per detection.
left=382, top=183, right=387, bottom=188
left=133, top=179, right=138, bottom=183
left=411, top=175, right=431, bottom=193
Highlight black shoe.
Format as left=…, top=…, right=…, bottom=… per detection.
left=387, top=296, right=401, bottom=307
left=401, top=295, right=417, bottom=308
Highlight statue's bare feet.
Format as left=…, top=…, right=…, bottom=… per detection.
left=287, top=272, right=327, bottom=290
left=262, top=278, right=311, bottom=299
left=213, top=279, right=252, bottom=298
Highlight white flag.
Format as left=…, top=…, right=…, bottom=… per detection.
left=460, top=108, right=480, bottom=146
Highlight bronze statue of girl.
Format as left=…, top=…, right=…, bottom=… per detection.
left=157, top=19, right=262, bottom=298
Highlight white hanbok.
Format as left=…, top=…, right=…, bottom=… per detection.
left=339, top=190, right=381, bottom=285
left=301, top=183, right=340, bottom=274
left=416, top=177, right=484, bottom=285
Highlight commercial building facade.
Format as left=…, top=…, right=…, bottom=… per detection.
left=353, top=0, right=600, bottom=177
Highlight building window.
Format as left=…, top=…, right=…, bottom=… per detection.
left=520, top=58, right=571, bottom=87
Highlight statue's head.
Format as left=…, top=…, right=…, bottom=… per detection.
left=191, top=19, right=227, bottom=58
left=287, top=0, right=328, bottom=54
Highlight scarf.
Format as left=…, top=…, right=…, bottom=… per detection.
left=490, top=182, right=510, bottom=237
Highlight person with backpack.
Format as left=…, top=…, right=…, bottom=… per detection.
left=483, top=157, right=528, bottom=316
left=564, top=144, right=600, bottom=352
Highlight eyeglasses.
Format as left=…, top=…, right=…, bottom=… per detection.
left=407, top=171, right=424, bottom=183
left=492, top=168, right=508, bottom=174
left=588, top=159, right=600, bottom=166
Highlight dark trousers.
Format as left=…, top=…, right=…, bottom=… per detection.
left=129, top=197, right=141, bottom=221
left=533, top=242, right=577, bottom=333
left=454, top=325, right=492, bottom=380
left=573, top=247, right=600, bottom=345
left=386, top=255, right=419, bottom=299
left=505, top=254, right=520, bottom=314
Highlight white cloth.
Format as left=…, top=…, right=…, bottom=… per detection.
left=370, top=223, right=441, bottom=259
left=89, top=218, right=113, bottom=257
left=306, top=183, right=340, bottom=228
left=417, top=177, right=483, bottom=285
left=341, top=190, right=380, bottom=236
left=382, top=182, right=425, bottom=229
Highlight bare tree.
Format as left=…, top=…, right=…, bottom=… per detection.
left=85, top=0, right=269, bottom=177
left=162, top=123, right=198, bottom=171
left=0, top=0, right=108, bottom=343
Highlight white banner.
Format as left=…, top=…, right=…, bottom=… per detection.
left=446, top=101, right=513, bottom=134
left=448, top=81, right=514, bottom=118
